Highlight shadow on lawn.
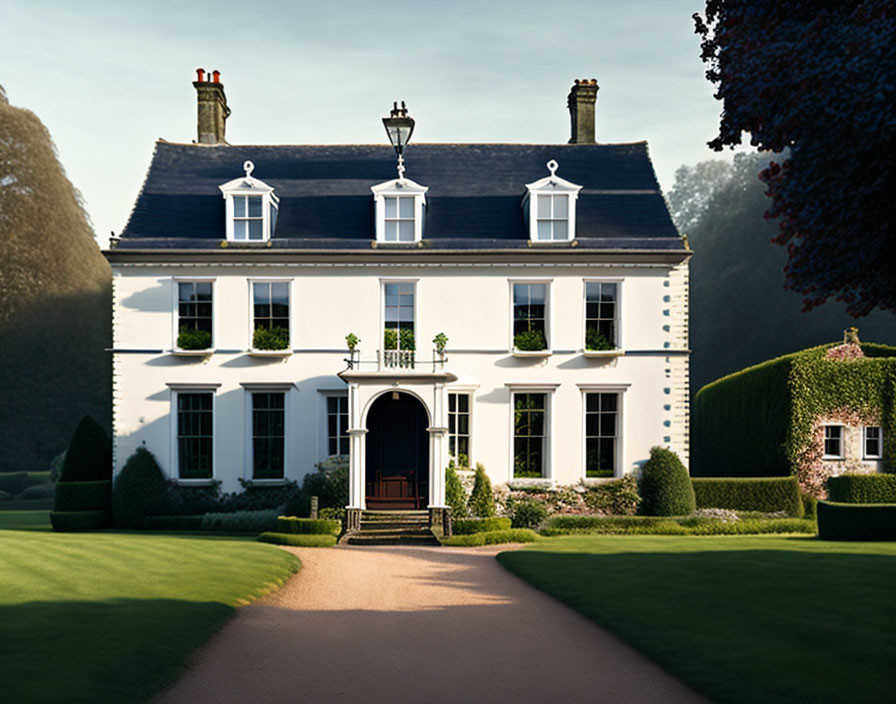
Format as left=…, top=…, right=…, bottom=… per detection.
left=498, top=549, right=896, bottom=704
left=3, top=598, right=234, bottom=704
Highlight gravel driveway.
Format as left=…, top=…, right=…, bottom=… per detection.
left=153, top=544, right=710, bottom=703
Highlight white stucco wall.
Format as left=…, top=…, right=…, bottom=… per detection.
left=111, top=260, right=690, bottom=493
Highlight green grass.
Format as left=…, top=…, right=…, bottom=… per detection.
left=0, top=508, right=52, bottom=531
left=1, top=528, right=299, bottom=703
left=498, top=535, right=896, bottom=704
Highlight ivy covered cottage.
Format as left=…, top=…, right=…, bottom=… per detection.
left=105, top=71, right=691, bottom=530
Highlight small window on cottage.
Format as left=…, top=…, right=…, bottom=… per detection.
left=864, top=426, right=882, bottom=459
left=384, top=196, right=416, bottom=242
left=234, top=195, right=264, bottom=240
left=252, top=282, right=290, bottom=350
left=536, top=194, right=569, bottom=241
left=512, top=283, right=548, bottom=351
left=327, top=396, right=349, bottom=456
left=823, top=425, right=843, bottom=458
left=219, top=161, right=279, bottom=242
left=524, top=160, right=582, bottom=243
left=371, top=178, right=428, bottom=243
left=585, top=392, right=617, bottom=478
left=514, top=393, right=547, bottom=478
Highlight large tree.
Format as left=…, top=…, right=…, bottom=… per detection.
left=694, top=1, right=895, bottom=316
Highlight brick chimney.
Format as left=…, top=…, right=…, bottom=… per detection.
left=567, top=79, right=599, bottom=144
left=193, top=68, right=230, bottom=145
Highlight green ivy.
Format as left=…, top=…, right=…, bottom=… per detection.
left=253, top=326, right=289, bottom=350
left=692, top=343, right=896, bottom=480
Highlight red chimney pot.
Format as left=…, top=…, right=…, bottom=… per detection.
left=212, top=70, right=220, bottom=84
left=196, top=68, right=205, bottom=82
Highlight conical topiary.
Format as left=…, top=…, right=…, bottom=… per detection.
left=59, top=415, right=111, bottom=482
left=445, top=461, right=467, bottom=519
left=639, top=446, right=696, bottom=516
left=468, top=463, right=495, bottom=518
left=112, top=447, right=170, bottom=528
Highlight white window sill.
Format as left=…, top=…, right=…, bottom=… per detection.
left=512, top=349, right=552, bottom=358
left=173, top=478, right=217, bottom=486
left=822, top=455, right=844, bottom=461
left=528, top=239, right=575, bottom=245
left=509, top=477, right=553, bottom=487
left=171, top=349, right=214, bottom=357
left=248, top=349, right=292, bottom=357
left=583, top=476, right=619, bottom=485
left=583, top=349, right=624, bottom=358
left=863, top=456, right=882, bottom=461
left=244, top=478, right=289, bottom=486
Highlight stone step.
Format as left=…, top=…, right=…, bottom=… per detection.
left=357, top=526, right=434, bottom=536
left=360, top=521, right=429, bottom=531
left=347, top=532, right=440, bottom=546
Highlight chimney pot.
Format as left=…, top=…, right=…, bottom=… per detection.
left=196, top=68, right=205, bottom=82
left=193, top=71, right=229, bottom=144
left=567, top=78, right=599, bottom=144
left=212, top=70, right=220, bottom=83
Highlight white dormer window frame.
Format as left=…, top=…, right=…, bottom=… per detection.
left=371, top=177, right=428, bottom=243
left=523, top=160, right=583, bottom=243
left=219, top=160, right=280, bottom=242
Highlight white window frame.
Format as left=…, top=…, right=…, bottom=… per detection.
left=509, top=279, right=552, bottom=355
left=863, top=426, right=883, bottom=459
left=823, top=424, right=844, bottom=459
left=448, top=390, right=473, bottom=468
left=523, top=160, right=582, bottom=243
left=577, top=383, right=631, bottom=481
left=380, top=278, right=419, bottom=353
left=241, top=383, right=293, bottom=484
left=583, top=278, right=623, bottom=354
left=171, top=277, right=216, bottom=353
left=318, top=390, right=350, bottom=461
left=505, top=383, right=560, bottom=484
left=166, top=383, right=221, bottom=484
left=219, top=161, right=279, bottom=242
left=371, top=177, right=428, bottom=243
left=247, top=278, right=293, bottom=354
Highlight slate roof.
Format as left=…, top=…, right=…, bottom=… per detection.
left=117, top=141, right=684, bottom=251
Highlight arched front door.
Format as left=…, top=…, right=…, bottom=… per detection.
left=365, top=392, right=429, bottom=510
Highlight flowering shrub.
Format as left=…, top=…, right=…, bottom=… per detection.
left=824, top=343, right=864, bottom=361
left=695, top=508, right=739, bottom=523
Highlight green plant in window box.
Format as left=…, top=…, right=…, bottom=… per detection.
left=253, top=326, right=290, bottom=351
left=345, top=332, right=359, bottom=351
left=177, top=327, right=211, bottom=350
left=585, top=328, right=614, bottom=351
left=433, top=332, right=448, bottom=354
left=383, top=328, right=415, bottom=351
left=513, top=329, right=547, bottom=351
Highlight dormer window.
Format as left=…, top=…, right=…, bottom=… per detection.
left=371, top=178, right=428, bottom=243
left=219, top=161, right=279, bottom=242
left=523, top=160, right=582, bottom=242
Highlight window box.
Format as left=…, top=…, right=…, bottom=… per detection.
left=171, top=348, right=215, bottom=357
left=512, top=349, right=552, bottom=358
left=583, top=349, right=624, bottom=359
left=248, top=349, right=292, bottom=358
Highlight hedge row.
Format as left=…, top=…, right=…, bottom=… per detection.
left=144, top=515, right=204, bottom=531
left=692, top=477, right=803, bottom=516
left=452, top=517, right=512, bottom=535
left=817, top=501, right=896, bottom=541
left=827, top=474, right=896, bottom=504
left=201, top=510, right=279, bottom=533
left=440, top=528, right=538, bottom=546
left=0, top=471, right=51, bottom=495
left=49, top=510, right=107, bottom=532
left=541, top=514, right=815, bottom=536
left=276, top=516, right=341, bottom=536
left=258, top=532, right=338, bottom=547
left=54, top=480, right=112, bottom=512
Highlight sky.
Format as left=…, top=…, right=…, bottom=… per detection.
left=1, top=0, right=744, bottom=249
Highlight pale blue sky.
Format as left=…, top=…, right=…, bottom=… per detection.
left=1, top=0, right=741, bottom=248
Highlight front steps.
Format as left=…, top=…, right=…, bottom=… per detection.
left=343, top=510, right=441, bottom=546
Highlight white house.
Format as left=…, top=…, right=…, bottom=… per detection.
left=105, top=72, right=690, bottom=529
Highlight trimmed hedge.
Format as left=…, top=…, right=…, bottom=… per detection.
left=692, top=477, right=803, bottom=516
left=201, top=509, right=279, bottom=533
left=144, top=515, right=204, bottom=531
left=542, top=514, right=815, bottom=536
left=468, top=463, right=496, bottom=517
left=817, top=501, right=896, bottom=541
left=54, top=480, right=112, bottom=512
left=453, top=517, right=512, bottom=535
left=49, top=510, right=107, bottom=532
left=639, top=446, right=695, bottom=516
left=440, top=528, right=538, bottom=546
left=0, top=471, right=51, bottom=495
left=112, top=447, right=170, bottom=528
left=258, top=532, right=338, bottom=547
left=276, top=516, right=341, bottom=536
left=19, top=483, right=55, bottom=500
left=59, top=415, right=111, bottom=482
left=827, top=474, right=896, bottom=504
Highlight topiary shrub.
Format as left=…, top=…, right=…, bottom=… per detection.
left=49, top=510, right=107, bottom=532
left=507, top=497, right=549, bottom=529
left=55, top=480, right=111, bottom=512
left=445, top=462, right=467, bottom=520
left=639, top=446, right=696, bottom=516
left=826, top=473, right=896, bottom=503
left=112, top=447, right=170, bottom=529
left=59, top=415, right=111, bottom=483
left=276, top=516, right=342, bottom=536
left=801, top=492, right=818, bottom=520
left=691, top=476, right=803, bottom=516
left=200, top=509, right=280, bottom=533
left=468, top=463, right=495, bottom=517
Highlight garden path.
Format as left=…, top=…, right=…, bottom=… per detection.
left=153, top=544, right=710, bottom=704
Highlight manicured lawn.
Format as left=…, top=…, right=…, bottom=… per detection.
left=498, top=535, right=896, bottom=704
left=1, top=528, right=299, bottom=703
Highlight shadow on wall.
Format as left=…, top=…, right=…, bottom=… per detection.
left=0, top=285, right=112, bottom=473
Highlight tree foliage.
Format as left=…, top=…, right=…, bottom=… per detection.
left=0, top=86, right=111, bottom=472
left=668, top=152, right=896, bottom=393
left=695, top=1, right=896, bottom=316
